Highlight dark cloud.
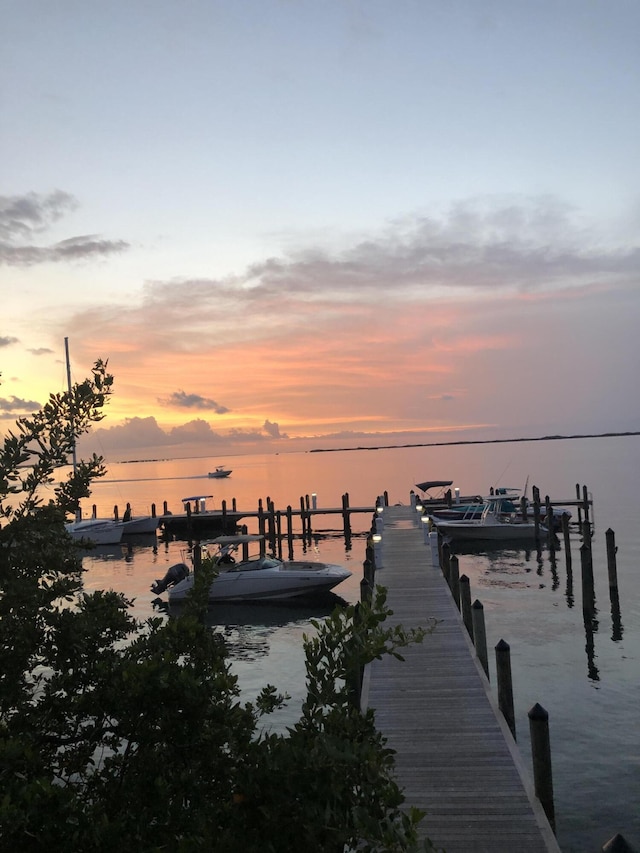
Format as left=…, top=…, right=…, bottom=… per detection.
left=139, top=196, right=640, bottom=326
left=0, top=190, right=130, bottom=266
left=0, top=336, right=19, bottom=348
left=163, top=390, right=230, bottom=413
left=263, top=419, right=288, bottom=439
left=0, top=190, right=77, bottom=241
left=79, top=416, right=282, bottom=454
left=0, top=395, right=41, bottom=417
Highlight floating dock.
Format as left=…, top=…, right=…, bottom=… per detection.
left=362, top=504, right=561, bottom=853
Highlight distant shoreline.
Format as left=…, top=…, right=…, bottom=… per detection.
left=307, top=431, right=640, bottom=453
left=114, top=430, right=640, bottom=465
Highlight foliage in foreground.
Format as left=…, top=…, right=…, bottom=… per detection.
left=0, top=363, right=441, bottom=852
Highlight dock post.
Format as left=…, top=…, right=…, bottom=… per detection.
left=299, top=496, right=306, bottom=536
left=185, top=501, right=192, bottom=539
left=342, top=492, right=352, bottom=538
left=580, top=543, right=595, bottom=620
left=360, top=576, right=372, bottom=603
left=561, top=512, right=572, bottom=571
left=163, top=500, right=169, bottom=515
left=606, top=528, right=618, bottom=595
left=583, top=484, right=590, bottom=524
left=286, top=506, right=294, bottom=557
left=459, top=574, right=473, bottom=639
left=601, top=833, right=639, bottom=852
left=151, top=503, right=156, bottom=518
left=576, top=483, right=583, bottom=526
left=545, top=496, right=555, bottom=552
left=441, top=542, right=451, bottom=583
left=221, top=499, right=227, bottom=533
left=495, top=639, right=516, bottom=739
left=304, top=495, right=312, bottom=538
left=472, top=600, right=489, bottom=679
left=528, top=703, right=555, bottom=833
left=113, top=504, right=119, bottom=521
left=449, top=554, right=460, bottom=607
left=192, top=543, right=201, bottom=578
left=363, top=558, right=375, bottom=588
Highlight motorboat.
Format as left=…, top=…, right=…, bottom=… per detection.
left=159, top=495, right=242, bottom=538
left=208, top=466, right=232, bottom=478
left=151, top=534, right=352, bottom=603
left=429, top=496, right=548, bottom=542
left=65, top=517, right=126, bottom=545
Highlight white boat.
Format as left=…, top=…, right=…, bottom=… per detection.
left=430, top=496, right=548, bottom=542
left=208, top=466, right=232, bottom=479
left=65, top=517, right=126, bottom=545
left=151, top=534, right=352, bottom=603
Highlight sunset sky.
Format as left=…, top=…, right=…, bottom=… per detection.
left=2, top=0, right=640, bottom=460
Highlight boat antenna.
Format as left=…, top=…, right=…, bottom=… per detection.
left=523, top=475, right=530, bottom=499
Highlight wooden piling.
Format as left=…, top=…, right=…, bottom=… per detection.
left=601, top=833, right=639, bottom=853
left=286, top=506, right=294, bottom=557
left=342, top=492, right=352, bottom=538
left=299, top=496, right=306, bottom=536
left=495, top=639, right=516, bottom=739
left=561, top=512, right=572, bottom=571
left=581, top=543, right=595, bottom=619
left=583, top=484, right=590, bottom=524
left=471, top=600, right=489, bottom=679
left=441, top=542, right=451, bottom=583
left=449, top=554, right=460, bottom=607
left=459, top=574, right=473, bottom=639
left=528, top=703, right=555, bottom=833
left=606, top=528, right=619, bottom=594
left=360, top=576, right=372, bottom=603
left=545, top=496, right=555, bottom=552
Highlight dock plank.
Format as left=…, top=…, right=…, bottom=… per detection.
left=361, top=505, right=560, bottom=853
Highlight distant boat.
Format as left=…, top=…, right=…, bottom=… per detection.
left=208, top=466, right=232, bottom=479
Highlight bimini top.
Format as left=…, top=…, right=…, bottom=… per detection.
left=415, top=480, right=454, bottom=493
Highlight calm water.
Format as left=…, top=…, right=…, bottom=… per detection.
left=79, top=435, right=640, bottom=853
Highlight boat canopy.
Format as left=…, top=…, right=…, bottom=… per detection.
left=182, top=494, right=214, bottom=502
left=415, top=480, right=453, bottom=492
left=207, top=534, right=264, bottom=545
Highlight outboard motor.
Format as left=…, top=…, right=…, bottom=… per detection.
left=151, top=562, right=189, bottom=595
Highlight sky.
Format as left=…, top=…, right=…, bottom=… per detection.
left=1, top=0, right=640, bottom=460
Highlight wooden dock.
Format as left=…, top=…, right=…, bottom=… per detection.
left=361, top=505, right=561, bottom=853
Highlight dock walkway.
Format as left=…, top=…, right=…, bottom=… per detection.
left=361, top=505, right=561, bottom=853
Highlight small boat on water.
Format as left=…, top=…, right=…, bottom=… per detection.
left=151, top=534, right=352, bottom=603
left=65, top=517, right=126, bottom=545
left=208, top=466, right=232, bottom=479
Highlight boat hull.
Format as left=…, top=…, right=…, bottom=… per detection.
left=165, top=562, right=351, bottom=603
left=65, top=519, right=125, bottom=545
left=432, top=520, right=541, bottom=541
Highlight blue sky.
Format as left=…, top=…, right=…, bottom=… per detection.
left=1, top=0, right=639, bottom=458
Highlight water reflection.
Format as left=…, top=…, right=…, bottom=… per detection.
left=153, top=595, right=347, bottom=662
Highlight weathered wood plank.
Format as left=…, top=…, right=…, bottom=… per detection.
left=361, top=505, right=561, bottom=853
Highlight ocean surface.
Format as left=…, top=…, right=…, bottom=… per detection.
left=78, top=435, right=640, bottom=853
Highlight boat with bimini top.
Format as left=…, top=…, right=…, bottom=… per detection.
left=151, top=534, right=352, bottom=603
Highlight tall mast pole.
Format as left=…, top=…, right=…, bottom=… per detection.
left=64, top=336, right=78, bottom=474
